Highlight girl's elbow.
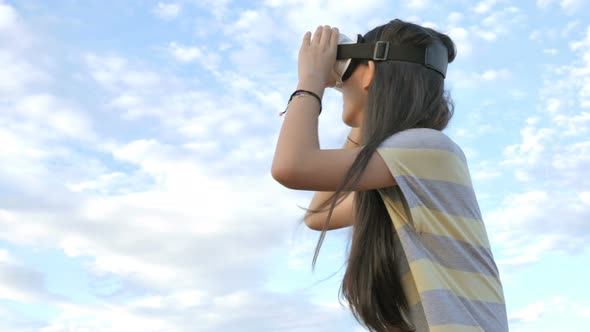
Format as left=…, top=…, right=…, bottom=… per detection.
left=271, top=162, right=299, bottom=189
left=304, top=218, right=322, bottom=231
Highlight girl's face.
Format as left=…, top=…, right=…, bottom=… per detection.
left=341, top=61, right=374, bottom=128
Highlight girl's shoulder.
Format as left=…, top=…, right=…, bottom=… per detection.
left=379, top=128, right=466, bottom=161
left=380, top=128, right=454, bottom=148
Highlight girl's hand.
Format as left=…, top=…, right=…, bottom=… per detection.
left=298, top=25, right=339, bottom=93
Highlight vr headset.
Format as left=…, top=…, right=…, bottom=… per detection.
left=333, top=33, right=448, bottom=87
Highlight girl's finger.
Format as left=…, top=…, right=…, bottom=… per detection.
left=312, top=26, right=322, bottom=45
left=330, top=27, right=339, bottom=48
left=319, top=25, right=331, bottom=47
left=302, top=31, right=311, bottom=46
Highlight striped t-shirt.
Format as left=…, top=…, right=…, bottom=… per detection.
left=375, top=128, right=508, bottom=332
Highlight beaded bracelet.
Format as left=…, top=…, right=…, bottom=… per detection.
left=280, top=89, right=322, bottom=116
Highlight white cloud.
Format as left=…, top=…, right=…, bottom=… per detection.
left=472, top=5, right=524, bottom=42
left=262, top=0, right=388, bottom=45
left=0, top=249, right=16, bottom=265
left=13, top=93, right=95, bottom=140
left=473, top=28, right=496, bottom=41
left=536, top=0, right=554, bottom=8
left=553, top=112, right=590, bottom=136
left=448, top=12, right=463, bottom=26
left=536, top=0, right=587, bottom=13
left=546, top=97, right=561, bottom=112
left=421, top=21, right=438, bottom=29
left=472, top=161, right=502, bottom=181
left=0, top=2, right=370, bottom=331
left=0, top=149, right=356, bottom=330
left=0, top=3, right=39, bottom=95
left=509, top=298, right=567, bottom=325
left=0, top=53, right=47, bottom=94
left=561, top=20, right=580, bottom=37
left=234, top=10, right=264, bottom=30
left=406, top=0, right=430, bottom=10
left=489, top=27, right=590, bottom=271
left=472, top=0, right=502, bottom=14
left=579, top=305, right=590, bottom=318
left=496, top=233, right=556, bottom=267
left=529, top=29, right=543, bottom=42
left=0, top=5, right=103, bottom=201
left=448, top=68, right=511, bottom=88
left=66, top=172, right=127, bottom=193
left=196, top=0, right=232, bottom=19
left=23, top=286, right=356, bottom=332
left=85, top=54, right=162, bottom=92
left=448, top=27, right=472, bottom=56
left=168, top=42, right=202, bottom=62
left=481, top=68, right=511, bottom=81
left=510, top=89, right=526, bottom=99
left=0, top=1, right=30, bottom=49
left=543, top=48, right=559, bottom=55
left=0, top=1, right=17, bottom=31
left=489, top=188, right=590, bottom=272
left=0, top=250, right=59, bottom=304
left=503, top=118, right=555, bottom=175
left=560, top=0, right=586, bottom=12
left=167, top=42, right=223, bottom=73
left=153, top=2, right=181, bottom=20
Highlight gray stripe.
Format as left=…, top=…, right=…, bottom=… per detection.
left=396, top=176, right=483, bottom=220
left=412, top=289, right=508, bottom=331
left=394, top=226, right=415, bottom=278
left=395, top=225, right=499, bottom=278
left=406, top=302, right=428, bottom=332
left=379, top=128, right=466, bottom=162
left=392, top=229, right=507, bottom=331
left=421, top=232, right=499, bottom=278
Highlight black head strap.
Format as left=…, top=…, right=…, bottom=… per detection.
left=337, top=41, right=448, bottom=78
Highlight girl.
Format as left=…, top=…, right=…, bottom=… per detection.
left=272, top=19, right=508, bottom=332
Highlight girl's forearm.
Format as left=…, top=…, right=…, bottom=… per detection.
left=272, top=80, right=325, bottom=173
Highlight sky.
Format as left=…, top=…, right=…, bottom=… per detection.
left=0, top=0, right=589, bottom=331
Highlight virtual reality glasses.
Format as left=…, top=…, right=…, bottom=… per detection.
left=332, top=33, right=449, bottom=87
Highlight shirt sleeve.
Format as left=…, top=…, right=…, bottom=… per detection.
left=376, top=128, right=483, bottom=226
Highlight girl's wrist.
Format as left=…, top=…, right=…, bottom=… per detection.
left=296, top=79, right=326, bottom=98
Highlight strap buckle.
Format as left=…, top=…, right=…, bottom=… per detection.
left=372, top=41, right=390, bottom=61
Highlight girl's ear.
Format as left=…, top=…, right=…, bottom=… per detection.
left=361, top=61, right=375, bottom=91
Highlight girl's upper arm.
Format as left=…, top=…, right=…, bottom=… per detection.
left=271, top=147, right=396, bottom=191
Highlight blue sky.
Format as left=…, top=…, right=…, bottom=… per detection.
left=0, top=0, right=589, bottom=331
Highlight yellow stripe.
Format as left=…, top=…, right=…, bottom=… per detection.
left=377, top=148, right=472, bottom=187
left=430, top=324, right=485, bottom=332
left=379, top=189, right=411, bottom=231
left=401, top=270, right=421, bottom=306
left=377, top=191, right=422, bottom=306
left=379, top=191, right=490, bottom=249
left=408, top=259, right=505, bottom=304
left=410, top=206, right=491, bottom=249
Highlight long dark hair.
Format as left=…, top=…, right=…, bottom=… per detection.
left=304, top=19, right=456, bottom=331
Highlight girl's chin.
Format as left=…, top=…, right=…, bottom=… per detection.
left=342, top=116, right=354, bottom=127
left=344, top=120, right=359, bottom=128
left=342, top=113, right=359, bottom=127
